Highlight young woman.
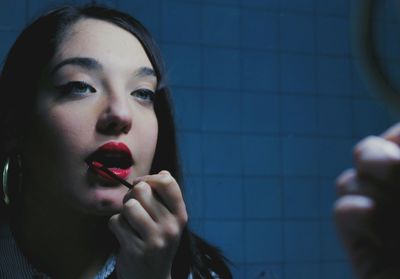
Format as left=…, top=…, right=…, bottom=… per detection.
left=0, top=5, right=231, bottom=279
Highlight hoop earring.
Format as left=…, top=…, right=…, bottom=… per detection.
left=2, top=158, right=10, bottom=205
left=2, top=155, right=22, bottom=206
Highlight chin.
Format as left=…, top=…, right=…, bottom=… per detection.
left=77, top=188, right=126, bottom=216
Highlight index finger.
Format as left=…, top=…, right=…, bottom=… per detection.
left=381, top=123, right=400, bottom=144
left=134, top=171, right=187, bottom=217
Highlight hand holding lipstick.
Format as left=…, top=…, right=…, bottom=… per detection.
left=108, top=170, right=188, bottom=279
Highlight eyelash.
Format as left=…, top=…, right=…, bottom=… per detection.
left=55, top=81, right=155, bottom=103
left=55, top=81, right=96, bottom=96
left=131, top=88, right=155, bottom=103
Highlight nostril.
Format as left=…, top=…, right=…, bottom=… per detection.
left=96, top=114, right=132, bottom=135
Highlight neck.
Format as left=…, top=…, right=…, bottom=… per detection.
left=11, top=196, right=116, bottom=279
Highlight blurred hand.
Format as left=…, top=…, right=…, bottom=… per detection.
left=335, top=123, right=400, bottom=279
left=108, top=170, right=188, bottom=279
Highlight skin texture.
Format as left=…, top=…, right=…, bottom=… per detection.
left=335, top=123, right=400, bottom=279
left=15, top=19, right=187, bottom=279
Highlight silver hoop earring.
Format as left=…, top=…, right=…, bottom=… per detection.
left=2, top=155, right=22, bottom=206
left=2, top=158, right=10, bottom=205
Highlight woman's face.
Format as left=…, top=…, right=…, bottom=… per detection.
left=23, top=19, right=158, bottom=215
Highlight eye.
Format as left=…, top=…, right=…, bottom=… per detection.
left=55, top=81, right=96, bottom=96
left=131, top=88, right=155, bottom=103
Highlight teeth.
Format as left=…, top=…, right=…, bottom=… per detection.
left=90, top=151, right=132, bottom=169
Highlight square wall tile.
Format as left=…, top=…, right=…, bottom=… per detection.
left=204, top=175, right=243, bottom=219
left=242, top=50, right=279, bottom=93
left=371, top=22, right=388, bottom=59
left=242, top=93, right=280, bottom=134
left=0, top=31, right=18, bottom=63
left=283, top=177, right=319, bottom=219
left=171, top=88, right=202, bottom=131
left=179, top=132, right=203, bottom=175
left=282, top=136, right=318, bottom=176
left=202, top=91, right=242, bottom=132
left=281, top=53, right=316, bottom=94
left=203, top=133, right=242, bottom=175
left=230, top=264, right=246, bottom=279
left=203, top=47, right=241, bottom=90
left=183, top=175, right=204, bottom=219
left=284, top=221, right=320, bottom=262
left=118, top=0, right=161, bottom=39
left=317, top=97, right=353, bottom=137
left=241, top=0, right=279, bottom=9
left=316, top=16, right=350, bottom=55
left=382, top=58, right=400, bottom=91
left=280, top=13, right=315, bottom=53
left=320, top=177, right=338, bottom=218
left=0, top=0, right=26, bottom=29
left=285, top=263, right=320, bottom=279
left=317, top=56, right=351, bottom=97
left=321, top=220, right=348, bottom=261
left=370, top=0, right=390, bottom=21
left=244, top=177, right=282, bottom=219
left=204, top=220, right=244, bottom=263
left=202, top=5, right=240, bottom=47
left=162, top=44, right=202, bottom=87
left=317, top=138, right=353, bottom=177
left=245, top=221, right=283, bottom=262
left=188, top=219, right=204, bottom=236
left=28, top=0, right=72, bottom=19
left=315, top=0, right=350, bottom=16
left=241, top=9, right=278, bottom=50
left=353, top=99, right=394, bottom=138
left=243, top=136, right=281, bottom=176
left=350, top=59, right=372, bottom=98
left=162, top=2, right=201, bottom=43
left=386, top=0, right=400, bottom=22
left=320, top=262, right=355, bottom=279
left=281, top=0, right=314, bottom=13
left=200, top=0, right=240, bottom=4
left=246, top=264, right=283, bottom=279
left=281, top=95, right=318, bottom=135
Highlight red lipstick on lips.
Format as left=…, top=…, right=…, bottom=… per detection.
left=86, top=142, right=134, bottom=186
left=88, top=161, right=134, bottom=189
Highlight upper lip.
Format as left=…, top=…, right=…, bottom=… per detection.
left=86, top=141, right=134, bottom=169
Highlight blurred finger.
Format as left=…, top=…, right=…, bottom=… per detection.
left=353, top=136, right=400, bottom=183
left=334, top=195, right=381, bottom=263
left=381, top=123, right=400, bottom=144
left=336, top=169, right=388, bottom=201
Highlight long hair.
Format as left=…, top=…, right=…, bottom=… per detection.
left=0, top=5, right=232, bottom=279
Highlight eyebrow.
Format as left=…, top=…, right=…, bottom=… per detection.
left=51, top=57, right=102, bottom=75
left=51, top=57, right=156, bottom=79
left=135, top=67, right=156, bottom=78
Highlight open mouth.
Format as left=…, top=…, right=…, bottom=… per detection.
left=86, top=142, right=133, bottom=182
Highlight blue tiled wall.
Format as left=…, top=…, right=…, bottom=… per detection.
left=1, top=0, right=398, bottom=278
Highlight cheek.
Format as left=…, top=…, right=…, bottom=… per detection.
left=134, top=112, right=158, bottom=166
left=27, top=105, right=93, bottom=168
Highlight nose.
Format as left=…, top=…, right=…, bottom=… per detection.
left=96, top=94, right=132, bottom=135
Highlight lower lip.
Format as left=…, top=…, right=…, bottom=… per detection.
left=89, top=162, right=131, bottom=184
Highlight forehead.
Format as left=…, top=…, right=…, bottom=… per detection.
left=53, top=18, right=153, bottom=70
